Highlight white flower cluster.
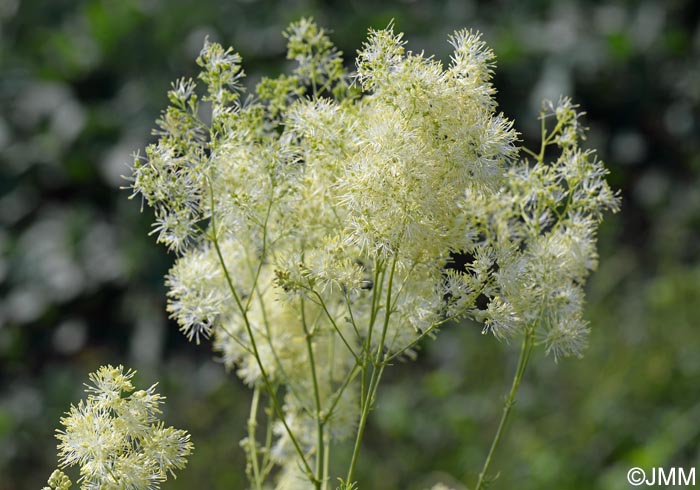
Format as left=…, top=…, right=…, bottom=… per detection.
left=464, top=97, right=620, bottom=359
left=44, top=365, right=192, bottom=490
left=130, top=19, right=618, bottom=489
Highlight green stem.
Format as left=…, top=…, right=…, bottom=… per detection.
left=301, top=295, right=325, bottom=489
left=345, top=362, right=385, bottom=485
left=322, top=364, right=360, bottom=425
left=247, top=385, right=263, bottom=490
left=365, top=259, right=386, bottom=357
left=375, top=256, right=398, bottom=363
left=322, top=433, right=331, bottom=490
left=261, top=395, right=275, bottom=479
left=359, top=261, right=384, bottom=412
left=206, top=176, right=316, bottom=483
left=309, top=289, right=360, bottom=362
left=345, top=256, right=397, bottom=485
left=243, top=246, right=311, bottom=416
left=475, top=332, right=535, bottom=490
left=343, top=293, right=365, bottom=352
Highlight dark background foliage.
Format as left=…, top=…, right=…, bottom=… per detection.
left=1, top=0, right=699, bottom=489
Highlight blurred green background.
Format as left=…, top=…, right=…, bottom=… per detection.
left=1, top=0, right=699, bottom=489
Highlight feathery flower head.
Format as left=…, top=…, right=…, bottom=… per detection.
left=47, top=365, right=192, bottom=490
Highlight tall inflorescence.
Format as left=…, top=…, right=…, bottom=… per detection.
left=130, top=18, right=618, bottom=489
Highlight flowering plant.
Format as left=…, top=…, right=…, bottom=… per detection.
left=42, top=365, right=193, bottom=490
left=45, top=18, right=618, bottom=490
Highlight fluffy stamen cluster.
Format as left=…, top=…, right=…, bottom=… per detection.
left=464, top=96, right=620, bottom=359
left=45, top=365, right=193, bottom=490
left=130, top=18, right=618, bottom=489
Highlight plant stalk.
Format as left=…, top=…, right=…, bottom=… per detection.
left=345, top=362, right=385, bottom=485
left=475, top=332, right=534, bottom=490
left=247, top=385, right=263, bottom=490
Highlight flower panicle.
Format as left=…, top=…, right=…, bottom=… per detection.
left=126, top=18, right=619, bottom=488
left=46, top=365, right=193, bottom=490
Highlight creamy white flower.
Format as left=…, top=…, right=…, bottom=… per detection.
left=130, top=19, right=618, bottom=489
left=50, top=365, right=192, bottom=490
